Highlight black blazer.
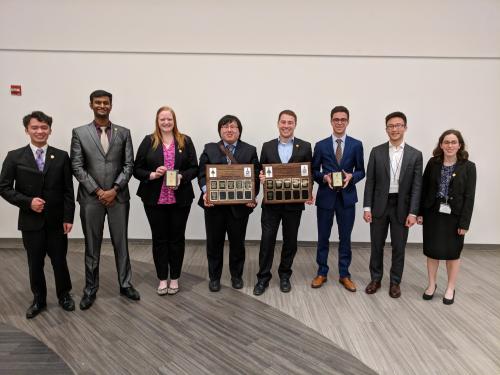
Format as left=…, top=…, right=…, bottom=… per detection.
left=420, top=157, right=476, bottom=230
left=0, top=145, right=75, bottom=231
left=260, top=137, right=312, bottom=211
left=198, top=140, right=260, bottom=217
left=363, top=142, right=423, bottom=224
left=133, top=135, right=198, bottom=206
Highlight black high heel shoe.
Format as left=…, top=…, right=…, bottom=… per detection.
left=422, top=284, right=437, bottom=300
left=443, top=290, right=455, bottom=305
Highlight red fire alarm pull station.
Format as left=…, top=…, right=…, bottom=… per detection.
left=11, top=85, right=22, bottom=96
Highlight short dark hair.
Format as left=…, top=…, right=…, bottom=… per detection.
left=385, top=111, right=407, bottom=125
left=278, top=109, right=297, bottom=123
left=218, top=114, right=242, bottom=139
left=23, top=111, right=53, bottom=128
left=330, top=106, right=349, bottom=120
left=432, top=129, right=469, bottom=161
left=90, top=90, right=112, bottom=103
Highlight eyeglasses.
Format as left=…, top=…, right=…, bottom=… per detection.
left=386, top=124, right=405, bottom=130
left=442, top=140, right=459, bottom=145
left=332, top=118, right=348, bottom=124
left=221, top=124, right=239, bottom=130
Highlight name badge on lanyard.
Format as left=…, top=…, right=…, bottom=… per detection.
left=439, top=198, right=452, bottom=214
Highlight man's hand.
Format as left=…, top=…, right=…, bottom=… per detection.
left=97, top=188, right=117, bottom=207
left=305, top=193, right=315, bottom=205
left=30, top=197, right=45, bottom=213
left=405, top=215, right=417, bottom=228
left=63, top=223, right=73, bottom=234
left=323, top=174, right=333, bottom=189
left=363, top=211, right=372, bottom=223
left=342, top=170, right=353, bottom=188
left=245, top=199, right=257, bottom=208
left=259, top=170, right=266, bottom=184
left=203, top=193, right=214, bottom=207
left=458, top=228, right=468, bottom=236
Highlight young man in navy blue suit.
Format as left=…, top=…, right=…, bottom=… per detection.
left=311, top=106, right=365, bottom=292
left=0, top=111, right=75, bottom=319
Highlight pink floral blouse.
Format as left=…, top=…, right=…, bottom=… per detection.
left=157, top=143, right=176, bottom=204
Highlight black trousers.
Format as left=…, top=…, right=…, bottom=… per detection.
left=369, top=195, right=409, bottom=284
left=204, top=206, right=249, bottom=281
left=22, top=226, right=72, bottom=303
left=257, top=206, right=303, bottom=282
left=144, top=203, right=191, bottom=280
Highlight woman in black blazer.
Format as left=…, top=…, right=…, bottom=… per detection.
left=417, top=129, right=476, bottom=305
left=134, top=106, right=198, bottom=295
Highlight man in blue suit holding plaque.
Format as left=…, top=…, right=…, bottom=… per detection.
left=311, top=106, right=365, bottom=292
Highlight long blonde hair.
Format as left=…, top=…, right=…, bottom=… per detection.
left=151, top=106, right=185, bottom=150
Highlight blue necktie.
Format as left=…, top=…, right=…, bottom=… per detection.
left=35, top=148, right=44, bottom=172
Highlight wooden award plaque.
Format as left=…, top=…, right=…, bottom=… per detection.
left=206, top=164, right=255, bottom=205
left=262, top=162, right=312, bottom=204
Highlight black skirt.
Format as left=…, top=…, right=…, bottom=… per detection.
left=422, top=201, right=465, bottom=260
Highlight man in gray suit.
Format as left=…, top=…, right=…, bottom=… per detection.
left=363, top=111, right=422, bottom=298
left=71, top=89, right=140, bottom=310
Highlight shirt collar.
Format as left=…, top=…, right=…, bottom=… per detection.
left=332, top=134, right=346, bottom=143
left=223, top=140, right=238, bottom=148
left=29, top=143, right=48, bottom=154
left=278, top=137, right=294, bottom=145
left=93, top=121, right=112, bottom=130
left=389, top=141, right=405, bottom=151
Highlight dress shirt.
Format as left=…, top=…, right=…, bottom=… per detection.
left=332, top=134, right=346, bottom=156
left=29, top=143, right=48, bottom=163
left=277, top=137, right=294, bottom=163
left=389, top=142, right=405, bottom=193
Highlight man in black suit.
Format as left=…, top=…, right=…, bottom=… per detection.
left=198, top=115, right=260, bottom=292
left=0, top=111, right=75, bottom=318
left=363, top=111, right=423, bottom=298
left=253, top=110, right=312, bottom=295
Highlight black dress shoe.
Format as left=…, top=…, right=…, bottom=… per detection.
left=231, top=278, right=244, bottom=289
left=422, top=285, right=437, bottom=301
left=443, top=290, right=455, bottom=305
left=26, top=301, right=46, bottom=319
left=59, top=294, right=75, bottom=311
left=79, top=294, right=96, bottom=310
left=280, top=278, right=292, bottom=293
left=253, top=280, right=269, bottom=296
left=120, top=286, right=140, bottom=301
left=209, top=279, right=221, bottom=292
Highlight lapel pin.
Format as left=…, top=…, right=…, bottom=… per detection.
left=179, top=149, right=183, bottom=153
left=452, top=173, right=456, bottom=177
left=50, top=155, right=55, bottom=159
left=296, top=144, right=299, bottom=148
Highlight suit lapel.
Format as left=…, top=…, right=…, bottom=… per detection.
left=218, top=140, right=229, bottom=164
left=339, top=137, right=350, bottom=169
left=290, top=139, right=301, bottom=163
left=23, top=145, right=40, bottom=171
left=108, top=124, right=119, bottom=153
left=43, top=146, right=55, bottom=174
left=87, top=123, right=106, bottom=157
left=174, top=140, right=181, bottom=169
left=398, top=145, right=410, bottom=182
left=270, top=139, right=280, bottom=163
left=383, top=142, right=391, bottom=178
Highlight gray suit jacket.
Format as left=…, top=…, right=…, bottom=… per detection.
left=363, top=142, right=423, bottom=224
left=70, top=122, right=134, bottom=203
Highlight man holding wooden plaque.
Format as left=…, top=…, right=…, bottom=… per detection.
left=253, top=110, right=313, bottom=296
left=198, top=115, right=260, bottom=292
left=311, top=106, right=365, bottom=292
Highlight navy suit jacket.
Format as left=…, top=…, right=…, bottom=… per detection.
left=0, top=145, right=75, bottom=231
left=312, top=135, right=365, bottom=209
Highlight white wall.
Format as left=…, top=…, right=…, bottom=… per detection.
left=1, top=1, right=499, bottom=243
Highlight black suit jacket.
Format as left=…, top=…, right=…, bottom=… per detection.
left=133, top=135, right=198, bottom=206
left=198, top=140, right=260, bottom=217
left=419, top=157, right=476, bottom=230
left=0, top=145, right=75, bottom=231
left=260, top=137, right=312, bottom=211
left=363, top=142, right=423, bottom=224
